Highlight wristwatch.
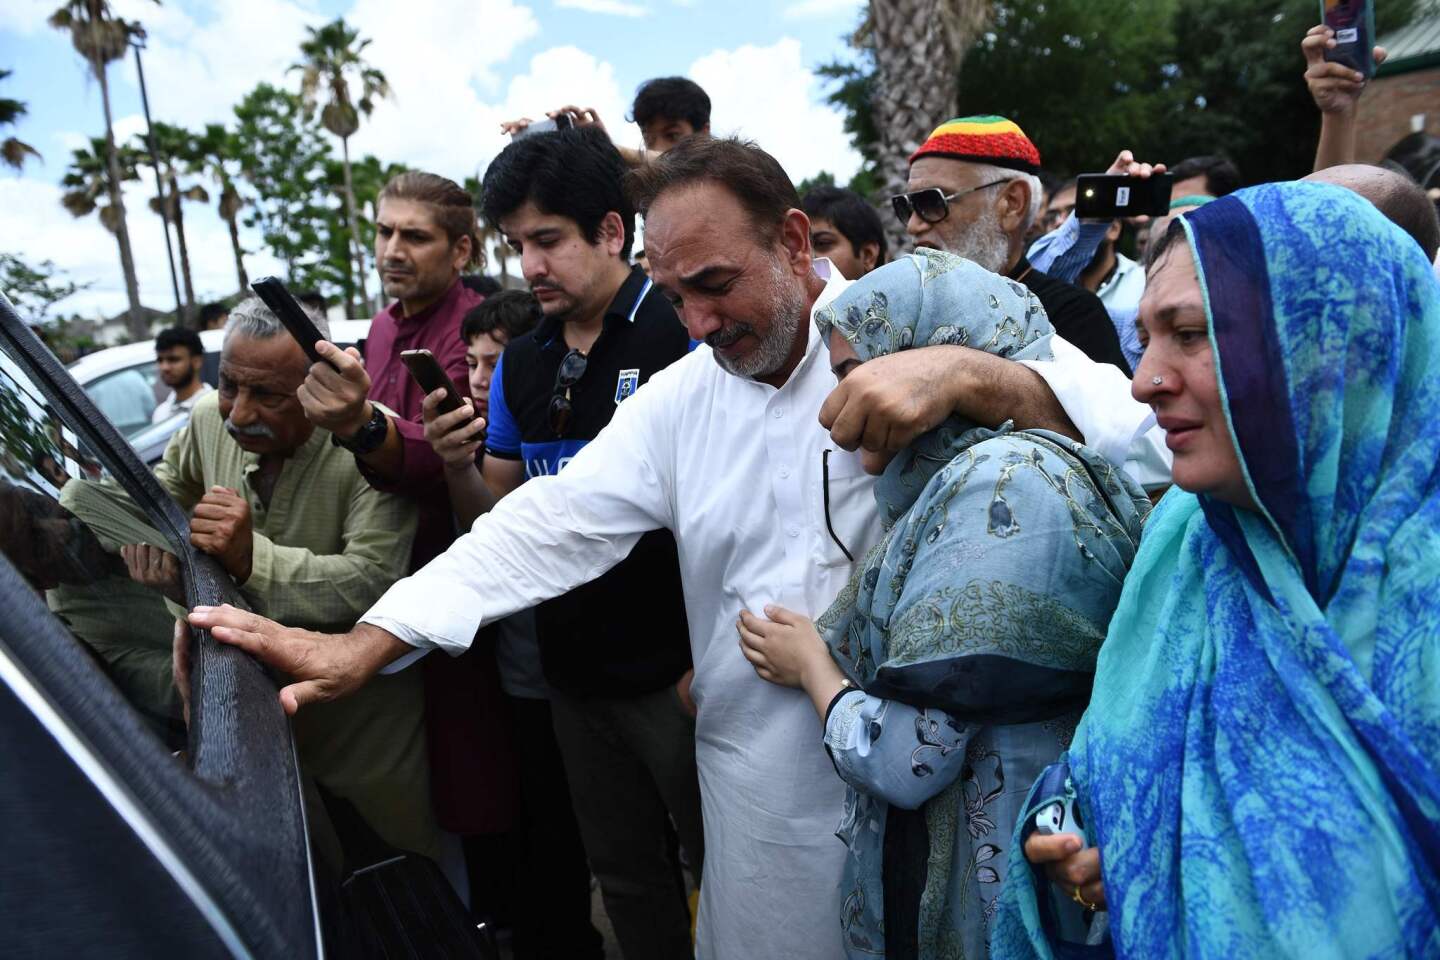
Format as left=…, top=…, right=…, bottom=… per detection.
left=332, top=404, right=389, bottom=455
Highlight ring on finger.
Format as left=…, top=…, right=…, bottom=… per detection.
left=1071, top=886, right=1097, bottom=912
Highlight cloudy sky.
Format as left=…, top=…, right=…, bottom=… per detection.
left=0, top=0, right=866, bottom=318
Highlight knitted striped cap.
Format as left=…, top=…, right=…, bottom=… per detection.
left=910, top=116, right=1042, bottom=174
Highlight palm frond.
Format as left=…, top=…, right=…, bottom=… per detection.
left=1, top=137, right=41, bottom=170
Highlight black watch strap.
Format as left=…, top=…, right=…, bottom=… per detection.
left=331, top=405, right=388, bottom=454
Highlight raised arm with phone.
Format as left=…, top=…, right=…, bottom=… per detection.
left=1303, top=18, right=1388, bottom=172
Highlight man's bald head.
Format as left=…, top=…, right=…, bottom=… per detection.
left=1304, top=164, right=1440, bottom=261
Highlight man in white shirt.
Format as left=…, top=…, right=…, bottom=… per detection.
left=190, top=137, right=1169, bottom=958
left=151, top=327, right=213, bottom=424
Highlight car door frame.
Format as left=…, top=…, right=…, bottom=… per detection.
left=0, top=293, right=324, bottom=959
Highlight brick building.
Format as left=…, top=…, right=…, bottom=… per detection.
left=1356, top=3, right=1440, bottom=178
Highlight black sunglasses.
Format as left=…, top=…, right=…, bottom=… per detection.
left=889, top=179, right=1010, bottom=227
left=547, top=348, right=588, bottom=436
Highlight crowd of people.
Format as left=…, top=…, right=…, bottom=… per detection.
left=40, top=21, right=1440, bottom=960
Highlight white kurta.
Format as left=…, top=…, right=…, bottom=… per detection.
left=363, top=261, right=1168, bottom=958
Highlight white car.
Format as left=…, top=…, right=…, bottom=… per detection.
left=67, top=319, right=372, bottom=464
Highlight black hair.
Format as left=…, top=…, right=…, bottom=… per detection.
left=628, top=76, right=711, bottom=131
left=379, top=171, right=484, bottom=269
left=480, top=126, right=635, bottom=259
left=461, top=274, right=503, bottom=297
left=1143, top=218, right=1189, bottom=273
left=626, top=135, right=799, bottom=243
left=197, top=302, right=228, bottom=327
left=295, top=290, right=328, bottom=315
left=460, top=289, right=542, bottom=344
left=801, top=185, right=887, bottom=262
left=155, top=326, right=203, bottom=357
left=1372, top=170, right=1440, bottom=262
left=1169, top=155, right=1242, bottom=197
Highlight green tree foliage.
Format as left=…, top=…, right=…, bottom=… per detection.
left=321, top=152, right=408, bottom=316
left=133, top=120, right=209, bottom=318
left=193, top=123, right=250, bottom=292
left=60, top=137, right=141, bottom=236
left=825, top=0, right=1421, bottom=187
left=0, top=252, right=88, bottom=322
left=954, top=0, right=1178, bottom=177
left=231, top=83, right=337, bottom=298
left=1160, top=0, right=1418, bottom=184
left=49, top=0, right=155, bottom=339
left=0, top=69, right=41, bottom=171
left=292, top=17, right=391, bottom=315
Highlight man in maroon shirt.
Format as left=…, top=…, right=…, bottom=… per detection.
left=299, top=171, right=484, bottom=569
left=297, top=171, right=517, bottom=847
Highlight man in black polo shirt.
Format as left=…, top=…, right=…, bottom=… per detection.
left=466, top=126, right=700, bottom=960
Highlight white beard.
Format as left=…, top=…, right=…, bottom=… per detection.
left=710, top=260, right=807, bottom=381
left=943, top=203, right=1012, bottom=274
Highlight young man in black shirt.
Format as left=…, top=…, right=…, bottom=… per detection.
left=427, top=126, right=700, bottom=960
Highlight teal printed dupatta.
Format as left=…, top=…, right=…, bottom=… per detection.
left=815, top=249, right=1150, bottom=958
left=992, top=182, right=1440, bottom=958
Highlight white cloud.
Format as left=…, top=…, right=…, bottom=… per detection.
left=12, top=0, right=646, bottom=316
left=689, top=38, right=860, bottom=186
left=348, top=35, right=637, bottom=185
left=105, top=0, right=321, bottom=131
left=0, top=174, right=283, bottom=319
left=343, top=0, right=545, bottom=181
left=781, top=0, right=861, bottom=20
left=554, top=0, right=648, bottom=16
left=0, top=0, right=54, bottom=35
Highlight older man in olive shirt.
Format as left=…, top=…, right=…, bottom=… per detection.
left=69, top=298, right=439, bottom=863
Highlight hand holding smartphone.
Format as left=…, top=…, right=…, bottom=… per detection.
left=400, top=349, right=469, bottom=418
left=1321, top=0, right=1376, bottom=78
left=1074, top=173, right=1174, bottom=220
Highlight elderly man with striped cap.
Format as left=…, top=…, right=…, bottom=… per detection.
left=893, top=116, right=1131, bottom=373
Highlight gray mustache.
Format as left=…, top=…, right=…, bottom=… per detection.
left=225, top=419, right=276, bottom=440
left=707, top=324, right=753, bottom=349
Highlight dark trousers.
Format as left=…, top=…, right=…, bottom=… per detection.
left=483, top=695, right=604, bottom=960
left=550, top=684, right=704, bottom=960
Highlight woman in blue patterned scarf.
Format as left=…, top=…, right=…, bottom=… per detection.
left=993, top=181, right=1440, bottom=958
left=736, top=248, right=1150, bottom=959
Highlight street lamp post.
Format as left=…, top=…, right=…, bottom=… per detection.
left=130, top=32, right=183, bottom=320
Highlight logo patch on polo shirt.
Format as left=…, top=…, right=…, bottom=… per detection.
left=614, top=368, right=640, bottom=404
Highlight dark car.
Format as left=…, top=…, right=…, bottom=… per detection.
left=0, top=294, right=487, bottom=959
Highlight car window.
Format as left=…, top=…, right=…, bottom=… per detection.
left=1, top=352, right=188, bottom=743
left=1, top=304, right=324, bottom=959
left=84, top=362, right=163, bottom=438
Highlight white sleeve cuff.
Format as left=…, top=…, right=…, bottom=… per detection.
left=1022, top=336, right=1173, bottom=489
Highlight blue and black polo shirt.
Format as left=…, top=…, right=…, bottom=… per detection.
left=485, top=265, right=692, bottom=698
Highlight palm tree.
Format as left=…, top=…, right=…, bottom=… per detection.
left=137, top=121, right=208, bottom=320
left=0, top=70, right=42, bottom=171
left=61, top=139, right=145, bottom=302
left=464, top=173, right=505, bottom=285
left=292, top=18, right=390, bottom=316
left=49, top=0, right=155, bottom=341
left=863, top=0, right=992, bottom=251
left=194, top=123, right=248, bottom=292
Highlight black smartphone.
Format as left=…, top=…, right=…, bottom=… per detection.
left=511, top=112, right=575, bottom=141
left=400, top=349, right=468, bottom=418
left=1074, top=173, right=1174, bottom=220
left=1321, top=0, right=1375, bottom=78
left=249, top=276, right=336, bottom=370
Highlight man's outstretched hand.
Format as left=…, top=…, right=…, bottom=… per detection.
left=186, top=604, right=410, bottom=715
